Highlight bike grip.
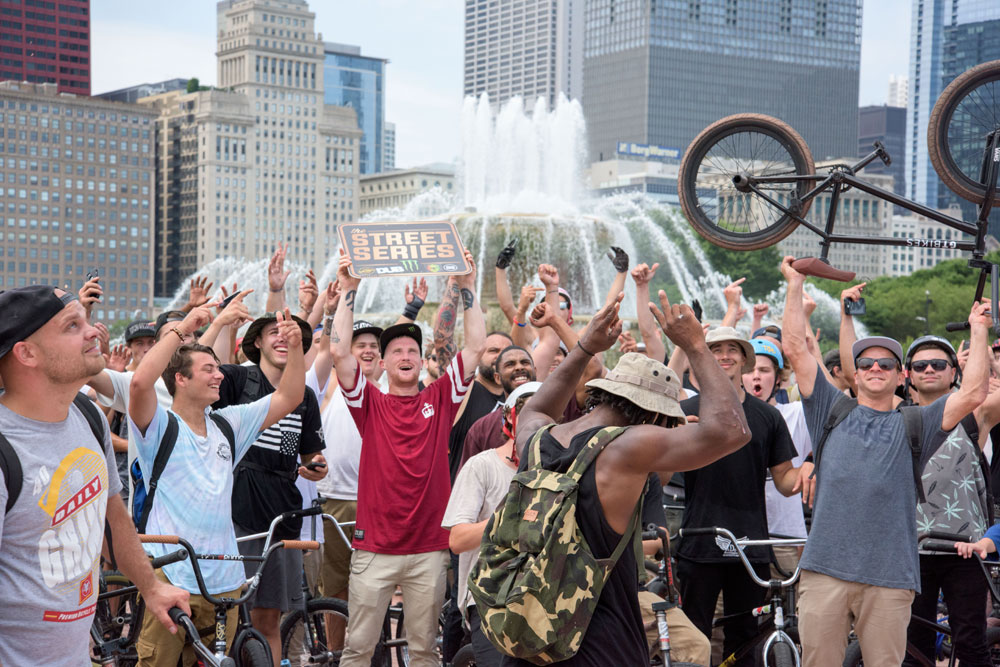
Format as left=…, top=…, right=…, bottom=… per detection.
left=139, top=534, right=180, bottom=544
left=281, top=505, right=322, bottom=523
left=279, top=540, right=320, bottom=551
left=679, top=527, right=718, bottom=538
left=149, top=548, right=188, bottom=569
left=640, top=531, right=659, bottom=541
left=921, top=543, right=959, bottom=553
left=945, top=321, right=971, bottom=332
left=923, top=530, right=973, bottom=543
left=168, top=606, right=188, bottom=625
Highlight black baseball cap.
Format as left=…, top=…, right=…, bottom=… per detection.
left=154, top=310, right=187, bottom=338
left=124, top=320, right=156, bottom=342
left=241, top=313, right=313, bottom=365
left=379, top=322, right=422, bottom=356
left=0, top=285, right=79, bottom=360
left=353, top=320, right=383, bottom=341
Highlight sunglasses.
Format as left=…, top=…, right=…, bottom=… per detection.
left=911, top=359, right=951, bottom=373
left=857, top=357, right=899, bottom=372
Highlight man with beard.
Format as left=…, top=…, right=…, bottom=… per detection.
left=212, top=310, right=327, bottom=662
left=459, top=345, right=537, bottom=467
left=0, top=286, right=190, bottom=666
left=332, top=249, right=485, bottom=667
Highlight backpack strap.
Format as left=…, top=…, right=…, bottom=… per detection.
left=73, top=393, right=108, bottom=445
left=0, top=432, right=22, bottom=514
left=237, top=365, right=264, bottom=405
left=567, top=426, right=628, bottom=483
left=809, top=394, right=858, bottom=480
left=208, top=412, right=236, bottom=465
left=525, top=424, right=556, bottom=469
left=135, top=413, right=180, bottom=534
left=900, top=406, right=926, bottom=504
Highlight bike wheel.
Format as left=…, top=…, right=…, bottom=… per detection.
left=452, top=643, right=477, bottom=667
left=678, top=113, right=815, bottom=250
left=928, top=59, right=1000, bottom=205
left=394, top=605, right=446, bottom=666
left=768, top=641, right=796, bottom=667
left=280, top=597, right=348, bottom=666
left=237, top=636, right=271, bottom=667
left=842, top=638, right=862, bottom=667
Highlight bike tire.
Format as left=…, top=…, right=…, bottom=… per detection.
left=279, top=596, right=389, bottom=667
left=927, top=59, right=1000, bottom=206
left=452, top=643, right=477, bottom=667
left=768, top=641, right=796, bottom=667
left=677, top=113, right=815, bottom=251
left=842, top=639, right=862, bottom=667
left=237, top=636, right=272, bottom=667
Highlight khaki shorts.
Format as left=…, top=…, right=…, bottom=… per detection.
left=320, top=498, right=357, bottom=597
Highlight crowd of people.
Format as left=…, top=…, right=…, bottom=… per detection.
left=1, top=238, right=1000, bottom=667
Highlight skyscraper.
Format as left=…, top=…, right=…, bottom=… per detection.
left=858, top=105, right=906, bottom=204
left=141, top=0, right=361, bottom=297
left=323, top=42, right=387, bottom=174
left=582, top=0, right=862, bottom=164
left=887, top=74, right=909, bottom=107
left=0, top=0, right=90, bottom=95
left=384, top=121, right=396, bottom=171
left=463, top=0, right=585, bottom=110
left=906, top=0, right=1000, bottom=209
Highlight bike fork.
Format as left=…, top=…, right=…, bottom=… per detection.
left=652, top=600, right=673, bottom=667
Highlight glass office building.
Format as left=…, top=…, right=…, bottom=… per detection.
left=583, top=0, right=862, bottom=164
left=324, top=43, right=387, bottom=174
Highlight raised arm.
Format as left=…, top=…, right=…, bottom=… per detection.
left=311, top=281, right=340, bottom=392
left=262, top=308, right=306, bottom=429
left=510, top=284, right=540, bottom=348
left=604, top=246, right=629, bottom=307
left=720, top=277, right=747, bottom=328
left=265, top=243, right=290, bottom=314
left=129, top=306, right=214, bottom=433
left=942, top=301, right=991, bottom=431
left=433, top=277, right=461, bottom=372
left=495, top=238, right=519, bottom=323
left=297, top=268, right=319, bottom=324
left=631, top=262, right=666, bottom=362
left=394, top=277, right=427, bottom=325
left=331, top=250, right=360, bottom=391
left=179, top=276, right=213, bottom=314
left=837, top=283, right=864, bottom=394
left=198, top=289, right=253, bottom=363
left=455, top=251, right=486, bottom=376
left=529, top=302, right=579, bottom=351
left=779, top=257, right=818, bottom=398
left=750, top=303, right=769, bottom=333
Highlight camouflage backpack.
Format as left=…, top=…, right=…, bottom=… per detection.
left=467, top=424, right=644, bottom=664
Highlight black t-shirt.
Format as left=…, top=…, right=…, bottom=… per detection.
left=448, top=380, right=503, bottom=482
left=213, top=364, right=325, bottom=539
left=502, top=425, right=647, bottom=667
left=678, top=393, right=796, bottom=564
left=642, top=472, right=666, bottom=529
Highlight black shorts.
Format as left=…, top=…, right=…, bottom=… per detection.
left=235, top=525, right=305, bottom=612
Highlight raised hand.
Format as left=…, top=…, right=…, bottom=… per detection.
left=618, top=331, right=638, bottom=354
left=630, top=262, right=659, bottom=286
left=405, top=277, right=428, bottom=304
left=185, top=276, right=213, bottom=310
left=78, top=276, right=102, bottom=316
left=780, top=256, right=806, bottom=283
left=723, top=277, right=745, bottom=308
left=337, top=248, right=361, bottom=292
left=216, top=283, right=240, bottom=313
left=268, top=242, right=291, bottom=293
left=94, top=322, right=111, bottom=358
left=607, top=246, right=629, bottom=273
left=538, top=263, right=559, bottom=288
left=323, top=281, right=342, bottom=317
left=216, top=289, right=254, bottom=327
left=970, top=300, right=992, bottom=329
left=649, top=291, right=705, bottom=352
left=529, top=302, right=558, bottom=329
left=578, top=292, right=624, bottom=354
left=496, top=238, right=518, bottom=269
left=108, top=344, right=131, bottom=372
left=298, top=269, right=319, bottom=314
left=840, top=282, right=866, bottom=315
left=752, top=303, right=769, bottom=321
left=517, top=284, right=541, bottom=313
left=802, top=290, right=817, bottom=318
left=455, top=251, right=477, bottom=290
left=276, top=307, right=303, bottom=349
left=178, top=305, right=215, bottom=336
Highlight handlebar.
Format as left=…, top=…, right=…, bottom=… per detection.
left=167, top=607, right=235, bottom=667
left=149, top=548, right=188, bottom=570
left=678, top=527, right=805, bottom=589
left=919, top=531, right=973, bottom=543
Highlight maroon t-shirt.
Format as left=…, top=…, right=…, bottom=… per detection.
left=343, top=355, right=472, bottom=554
left=458, top=410, right=506, bottom=472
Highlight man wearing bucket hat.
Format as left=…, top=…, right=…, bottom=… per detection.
left=211, top=309, right=326, bottom=661
left=676, top=326, right=802, bottom=661
left=490, top=292, right=751, bottom=666
left=331, top=248, right=486, bottom=667
left=780, top=257, right=992, bottom=666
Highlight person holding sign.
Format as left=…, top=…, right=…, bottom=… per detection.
left=331, top=249, right=486, bottom=667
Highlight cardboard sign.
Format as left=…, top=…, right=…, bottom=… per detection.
left=338, top=220, right=471, bottom=278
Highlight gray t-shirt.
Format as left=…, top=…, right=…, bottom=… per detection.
left=801, top=367, right=947, bottom=591
left=441, top=447, right=516, bottom=613
left=0, top=396, right=122, bottom=667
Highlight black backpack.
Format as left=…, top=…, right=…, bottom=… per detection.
left=130, top=411, right=235, bottom=533
left=1, top=393, right=108, bottom=513
left=811, top=394, right=926, bottom=503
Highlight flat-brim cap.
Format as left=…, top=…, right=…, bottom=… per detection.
left=379, top=322, right=422, bottom=356
left=586, top=352, right=687, bottom=423
left=852, top=336, right=903, bottom=366
left=241, top=313, right=313, bottom=365
left=0, top=285, right=77, bottom=360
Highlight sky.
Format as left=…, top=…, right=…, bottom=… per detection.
left=91, top=0, right=911, bottom=169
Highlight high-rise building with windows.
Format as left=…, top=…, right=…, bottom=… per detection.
left=0, top=0, right=90, bottom=95
left=906, top=0, right=1000, bottom=209
left=463, top=0, right=585, bottom=110
left=582, top=0, right=862, bottom=164
left=384, top=121, right=395, bottom=171
left=97, top=79, right=190, bottom=104
left=858, top=105, right=906, bottom=206
left=0, top=81, right=155, bottom=321
left=323, top=42, right=386, bottom=174
left=887, top=74, right=909, bottom=107
left=141, top=0, right=361, bottom=297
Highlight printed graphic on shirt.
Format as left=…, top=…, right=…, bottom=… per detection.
left=714, top=533, right=743, bottom=558
left=35, top=446, right=108, bottom=622
left=256, top=413, right=303, bottom=456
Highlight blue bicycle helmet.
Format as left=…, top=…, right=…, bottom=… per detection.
left=749, top=338, right=783, bottom=370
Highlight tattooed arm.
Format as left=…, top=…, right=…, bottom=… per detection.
left=456, top=252, right=486, bottom=376
left=332, top=251, right=360, bottom=390
left=433, top=276, right=461, bottom=372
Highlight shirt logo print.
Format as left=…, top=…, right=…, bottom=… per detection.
left=422, top=402, right=434, bottom=419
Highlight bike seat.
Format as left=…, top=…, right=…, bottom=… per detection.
left=792, top=257, right=856, bottom=282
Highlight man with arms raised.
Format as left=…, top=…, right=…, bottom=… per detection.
left=0, top=286, right=189, bottom=666
left=781, top=257, right=990, bottom=666
left=333, top=250, right=486, bottom=667
left=499, top=292, right=751, bottom=665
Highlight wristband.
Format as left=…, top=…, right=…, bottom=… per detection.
left=269, top=287, right=283, bottom=293
left=513, top=318, right=526, bottom=328
left=171, top=327, right=186, bottom=343
left=576, top=340, right=596, bottom=356
left=403, top=296, right=425, bottom=320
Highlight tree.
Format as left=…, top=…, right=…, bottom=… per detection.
left=698, top=240, right=783, bottom=302
left=186, top=77, right=200, bottom=93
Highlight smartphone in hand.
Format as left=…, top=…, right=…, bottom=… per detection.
left=305, top=461, right=327, bottom=472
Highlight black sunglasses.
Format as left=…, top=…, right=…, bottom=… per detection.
left=857, top=357, right=899, bottom=371
left=911, top=359, right=951, bottom=373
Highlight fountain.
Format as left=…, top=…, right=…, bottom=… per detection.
left=165, top=91, right=852, bottom=337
